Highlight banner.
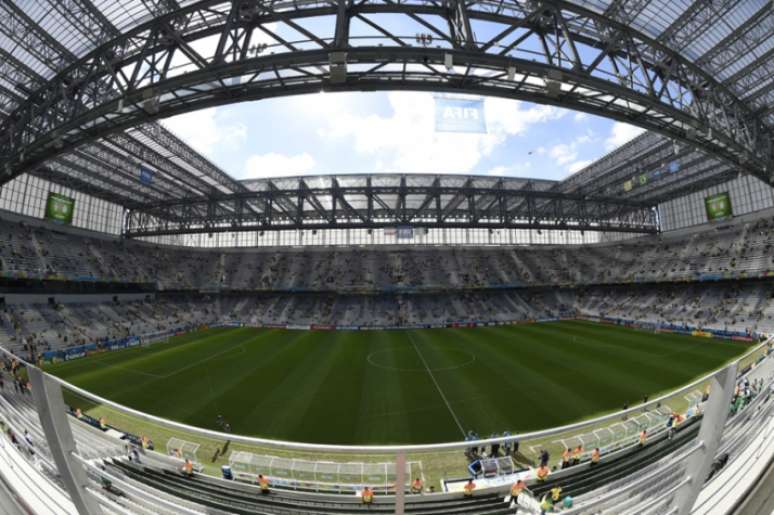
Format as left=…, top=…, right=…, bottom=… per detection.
left=705, top=192, right=732, bottom=221
left=396, top=226, right=414, bottom=239
left=139, top=166, right=155, bottom=185
left=435, top=97, right=487, bottom=133
left=45, top=192, right=75, bottom=224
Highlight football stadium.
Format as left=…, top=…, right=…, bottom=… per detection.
left=0, top=1, right=773, bottom=515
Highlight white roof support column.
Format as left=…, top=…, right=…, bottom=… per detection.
left=675, top=361, right=738, bottom=515
left=28, top=367, right=104, bottom=515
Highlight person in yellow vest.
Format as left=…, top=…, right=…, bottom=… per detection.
left=258, top=474, right=270, bottom=494
left=99, top=416, right=107, bottom=430
left=141, top=435, right=150, bottom=450
left=551, top=485, right=562, bottom=503
left=182, top=459, right=194, bottom=478
left=463, top=479, right=476, bottom=497
left=591, top=447, right=601, bottom=466
left=511, top=479, right=525, bottom=503
left=561, top=447, right=571, bottom=469
left=361, top=486, right=374, bottom=505
left=410, top=477, right=423, bottom=494
left=536, top=464, right=550, bottom=482
left=540, top=494, right=553, bottom=515
left=639, top=429, right=647, bottom=447
left=572, top=445, right=583, bottom=465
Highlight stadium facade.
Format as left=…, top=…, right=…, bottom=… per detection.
left=0, top=1, right=773, bottom=514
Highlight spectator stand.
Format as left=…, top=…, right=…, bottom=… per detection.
left=228, top=450, right=423, bottom=494
left=0, top=417, right=75, bottom=515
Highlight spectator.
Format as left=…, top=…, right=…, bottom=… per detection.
left=536, top=464, right=550, bottom=482
left=551, top=485, right=562, bottom=504
left=539, top=449, right=550, bottom=468
left=258, top=474, right=270, bottom=494
left=181, top=459, right=194, bottom=478
left=23, top=429, right=34, bottom=456
left=591, top=447, right=601, bottom=466
left=572, top=445, right=582, bottom=465
left=511, top=479, right=525, bottom=504
left=540, top=494, right=553, bottom=515
left=463, top=479, right=476, bottom=497
left=361, top=486, right=374, bottom=505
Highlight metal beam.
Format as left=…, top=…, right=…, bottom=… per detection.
left=1, top=0, right=770, bottom=188
left=123, top=177, right=658, bottom=237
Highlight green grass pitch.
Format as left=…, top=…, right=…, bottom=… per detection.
left=45, top=321, right=749, bottom=445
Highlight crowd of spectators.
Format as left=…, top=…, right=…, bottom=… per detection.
left=1, top=212, right=773, bottom=357
left=0, top=297, right=220, bottom=359
left=2, top=278, right=771, bottom=361
left=577, top=281, right=774, bottom=335
left=1, top=215, right=773, bottom=292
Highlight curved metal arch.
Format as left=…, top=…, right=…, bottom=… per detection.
left=1, top=0, right=771, bottom=185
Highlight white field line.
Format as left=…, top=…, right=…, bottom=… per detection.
left=407, top=334, right=466, bottom=437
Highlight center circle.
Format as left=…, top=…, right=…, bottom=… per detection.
left=366, top=347, right=476, bottom=372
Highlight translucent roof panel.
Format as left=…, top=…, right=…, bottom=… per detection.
left=568, top=0, right=773, bottom=116
left=0, top=0, right=770, bottom=212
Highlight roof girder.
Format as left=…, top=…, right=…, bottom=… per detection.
left=0, top=0, right=770, bottom=191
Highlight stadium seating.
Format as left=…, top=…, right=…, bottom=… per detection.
left=2, top=280, right=772, bottom=359
left=0, top=297, right=221, bottom=357
left=1, top=210, right=774, bottom=513
left=2, top=214, right=773, bottom=293
left=5, top=278, right=772, bottom=358
left=2, top=361, right=769, bottom=515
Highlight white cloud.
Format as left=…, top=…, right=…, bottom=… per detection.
left=575, top=133, right=594, bottom=144
left=242, top=152, right=316, bottom=179
left=318, top=92, right=565, bottom=174
left=605, top=122, right=646, bottom=150
left=549, top=143, right=578, bottom=165
left=546, top=132, right=598, bottom=176
left=573, top=112, right=588, bottom=122
left=487, top=163, right=532, bottom=176
left=161, top=108, right=246, bottom=156
left=567, top=160, right=592, bottom=174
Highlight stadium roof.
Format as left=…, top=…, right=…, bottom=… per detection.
left=124, top=173, right=659, bottom=237
left=0, top=0, right=771, bottom=218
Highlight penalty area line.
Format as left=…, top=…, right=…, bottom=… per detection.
left=407, top=333, right=467, bottom=438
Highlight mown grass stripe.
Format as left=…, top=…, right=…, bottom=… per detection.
left=47, top=322, right=751, bottom=445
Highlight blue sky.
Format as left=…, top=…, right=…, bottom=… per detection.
left=158, top=10, right=651, bottom=182
left=162, top=92, right=645, bottom=182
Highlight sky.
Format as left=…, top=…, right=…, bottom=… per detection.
left=161, top=91, right=646, bottom=183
